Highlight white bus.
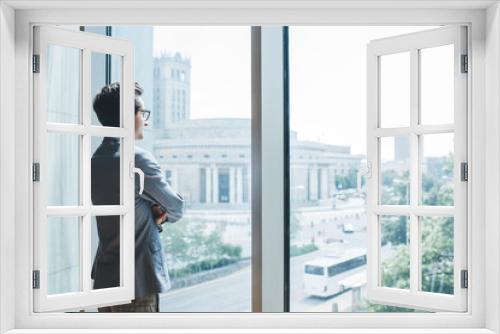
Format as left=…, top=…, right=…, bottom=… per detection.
left=303, top=249, right=367, bottom=297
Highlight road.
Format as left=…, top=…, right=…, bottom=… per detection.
left=160, top=249, right=366, bottom=312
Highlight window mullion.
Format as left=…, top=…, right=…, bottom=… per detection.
left=81, top=48, right=92, bottom=295
left=258, top=26, right=286, bottom=313
left=251, top=26, right=262, bottom=312
left=410, top=48, right=420, bottom=293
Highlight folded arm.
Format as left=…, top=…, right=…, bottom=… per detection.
left=135, top=148, right=184, bottom=223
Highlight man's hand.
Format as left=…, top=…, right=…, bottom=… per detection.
left=151, top=203, right=168, bottom=225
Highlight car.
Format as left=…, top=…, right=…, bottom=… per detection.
left=337, top=194, right=347, bottom=200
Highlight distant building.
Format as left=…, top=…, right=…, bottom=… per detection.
left=290, top=136, right=363, bottom=203
left=146, top=35, right=363, bottom=209
left=153, top=52, right=191, bottom=129
left=153, top=119, right=363, bottom=208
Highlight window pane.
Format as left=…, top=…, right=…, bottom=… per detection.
left=380, top=215, right=410, bottom=290
left=91, top=52, right=122, bottom=128
left=380, top=136, right=410, bottom=205
left=122, top=26, right=251, bottom=312
left=91, top=216, right=121, bottom=290
left=420, top=45, right=454, bottom=125
left=46, top=45, right=81, bottom=124
left=421, top=133, right=454, bottom=206
left=421, top=216, right=454, bottom=295
left=380, top=52, right=410, bottom=128
left=47, top=216, right=81, bottom=294
left=288, top=26, right=439, bottom=313
left=47, top=132, right=81, bottom=206
left=91, top=136, right=122, bottom=206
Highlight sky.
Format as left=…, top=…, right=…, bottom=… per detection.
left=153, top=25, right=454, bottom=156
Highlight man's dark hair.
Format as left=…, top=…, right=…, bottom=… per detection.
left=93, top=82, right=144, bottom=127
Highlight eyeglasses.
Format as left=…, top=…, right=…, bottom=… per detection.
left=140, top=109, right=151, bottom=121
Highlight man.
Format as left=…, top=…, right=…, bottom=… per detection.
left=91, top=82, right=184, bottom=312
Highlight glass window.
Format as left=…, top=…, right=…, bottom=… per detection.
left=380, top=52, right=410, bottom=128
left=420, top=45, right=454, bottom=125
left=38, top=24, right=466, bottom=315
left=47, top=132, right=81, bottom=206
left=46, top=45, right=81, bottom=124
left=421, top=133, right=454, bottom=206
left=109, top=26, right=251, bottom=312
left=380, top=136, right=410, bottom=205
left=380, top=215, right=410, bottom=289
left=420, top=216, right=454, bottom=294
left=35, top=26, right=135, bottom=313
left=288, top=26, right=458, bottom=313
left=47, top=216, right=81, bottom=295
left=305, top=265, right=325, bottom=276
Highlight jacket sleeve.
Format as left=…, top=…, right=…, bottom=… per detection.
left=135, top=148, right=184, bottom=223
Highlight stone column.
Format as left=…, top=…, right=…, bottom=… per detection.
left=309, top=166, right=318, bottom=201
left=229, top=167, right=236, bottom=204
left=246, top=166, right=251, bottom=203
left=328, top=167, right=336, bottom=198
left=236, top=166, right=243, bottom=204
left=321, top=167, right=328, bottom=200
left=211, top=164, right=218, bottom=203
left=205, top=167, right=211, bottom=203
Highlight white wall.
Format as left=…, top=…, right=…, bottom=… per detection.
left=0, top=2, right=16, bottom=333
left=485, top=3, right=500, bottom=332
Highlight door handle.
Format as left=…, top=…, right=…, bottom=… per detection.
left=130, top=162, right=145, bottom=195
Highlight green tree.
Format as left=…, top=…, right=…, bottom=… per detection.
left=161, top=218, right=243, bottom=277
left=335, top=168, right=358, bottom=190
left=366, top=157, right=455, bottom=311
left=381, top=170, right=409, bottom=205
left=422, top=154, right=454, bottom=206
left=381, top=246, right=410, bottom=289
left=381, top=216, right=408, bottom=246
left=421, top=216, right=453, bottom=294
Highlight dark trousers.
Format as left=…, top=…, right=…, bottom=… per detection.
left=98, top=294, right=159, bottom=312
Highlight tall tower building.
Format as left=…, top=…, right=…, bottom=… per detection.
left=153, top=52, right=191, bottom=129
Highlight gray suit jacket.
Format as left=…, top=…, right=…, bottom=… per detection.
left=91, top=137, right=184, bottom=299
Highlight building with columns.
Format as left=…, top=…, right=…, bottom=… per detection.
left=150, top=49, right=363, bottom=210
left=154, top=118, right=250, bottom=209
left=154, top=118, right=363, bottom=209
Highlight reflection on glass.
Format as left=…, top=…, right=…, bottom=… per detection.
left=47, top=216, right=81, bottom=294
left=91, top=216, right=121, bottom=290
left=421, top=216, right=454, bottom=295
left=380, top=215, right=410, bottom=289
left=380, top=52, right=410, bottom=128
left=380, top=136, right=410, bottom=205
left=47, top=45, right=81, bottom=124
left=91, top=136, right=122, bottom=206
left=47, top=132, right=81, bottom=206
left=421, top=133, right=454, bottom=206
left=91, top=52, right=122, bottom=127
left=420, top=45, right=454, bottom=125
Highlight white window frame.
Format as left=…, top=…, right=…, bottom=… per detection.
left=0, top=1, right=498, bottom=333
left=366, top=26, right=468, bottom=312
left=32, top=26, right=136, bottom=312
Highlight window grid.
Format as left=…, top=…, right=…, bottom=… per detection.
left=374, top=51, right=457, bottom=293
left=367, top=26, right=467, bottom=312
left=33, top=26, right=135, bottom=312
